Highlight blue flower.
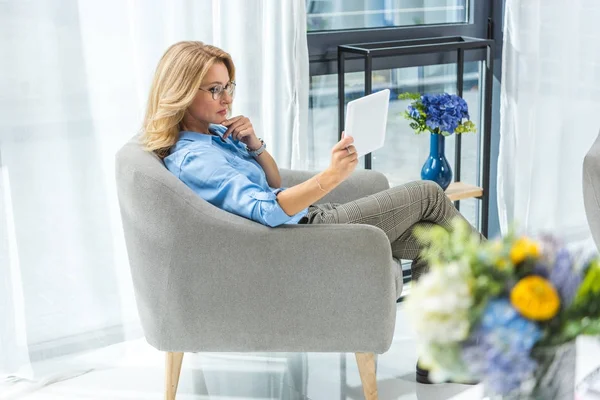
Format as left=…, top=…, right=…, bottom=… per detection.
left=531, top=237, right=583, bottom=306
left=426, top=117, right=440, bottom=131
left=549, top=248, right=582, bottom=306
left=457, top=97, right=470, bottom=119
left=462, top=299, right=542, bottom=395
left=407, top=105, right=420, bottom=119
left=419, top=93, right=470, bottom=134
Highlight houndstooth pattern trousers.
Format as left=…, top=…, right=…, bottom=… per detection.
left=299, top=180, right=484, bottom=281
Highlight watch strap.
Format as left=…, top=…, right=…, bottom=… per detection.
left=247, top=138, right=266, bottom=157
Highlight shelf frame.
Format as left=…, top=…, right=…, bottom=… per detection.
left=337, top=36, right=494, bottom=237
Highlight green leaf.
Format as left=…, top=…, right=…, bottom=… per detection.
left=398, top=92, right=422, bottom=101
left=462, top=120, right=477, bottom=133
left=573, top=259, right=600, bottom=307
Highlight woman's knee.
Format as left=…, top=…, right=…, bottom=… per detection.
left=419, top=180, right=445, bottom=197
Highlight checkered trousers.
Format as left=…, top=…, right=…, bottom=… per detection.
left=299, top=180, right=484, bottom=281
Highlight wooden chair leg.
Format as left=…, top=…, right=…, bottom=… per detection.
left=165, top=352, right=184, bottom=400
left=355, top=352, right=378, bottom=400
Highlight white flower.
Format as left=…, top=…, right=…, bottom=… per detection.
left=405, top=261, right=473, bottom=344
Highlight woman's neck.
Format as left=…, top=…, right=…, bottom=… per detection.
left=179, top=122, right=211, bottom=135
left=179, top=112, right=211, bottom=134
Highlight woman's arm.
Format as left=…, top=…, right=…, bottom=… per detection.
left=276, top=168, right=342, bottom=216
left=222, top=116, right=358, bottom=216
left=253, top=149, right=281, bottom=188
left=222, top=116, right=281, bottom=187
left=276, top=136, right=358, bottom=216
left=176, top=150, right=293, bottom=227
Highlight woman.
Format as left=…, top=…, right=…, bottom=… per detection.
left=141, top=40, right=483, bottom=279
left=142, top=41, right=482, bottom=279
left=141, top=40, right=483, bottom=385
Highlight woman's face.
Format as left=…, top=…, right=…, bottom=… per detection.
left=182, top=62, right=233, bottom=131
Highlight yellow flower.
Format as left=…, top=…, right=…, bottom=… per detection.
left=510, top=237, right=541, bottom=264
left=510, top=276, right=560, bottom=321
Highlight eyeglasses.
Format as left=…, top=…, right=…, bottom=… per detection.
left=199, top=81, right=236, bottom=100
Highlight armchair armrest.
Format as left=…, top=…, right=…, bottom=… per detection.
left=279, top=168, right=390, bottom=204
left=152, top=203, right=397, bottom=354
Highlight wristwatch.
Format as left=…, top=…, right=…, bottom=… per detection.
left=247, top=138, right=266, bottom=157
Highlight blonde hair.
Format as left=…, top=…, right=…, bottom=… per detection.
left=140, top=41, right=235, bottom=158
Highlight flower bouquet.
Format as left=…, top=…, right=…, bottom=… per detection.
left=399, top=93, right=476, bottom=190
left=399, top=92, right=476, bottom=136
left=405, top=219, right=600, bottom=399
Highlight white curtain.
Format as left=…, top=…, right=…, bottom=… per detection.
left=0, top=0, right=308, bottom=391
left=498, top=0, right=600, bottom=244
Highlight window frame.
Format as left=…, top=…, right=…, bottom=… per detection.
left=305, top=1, right=500, bottom=235
left=307, top=1, right=492, bottom=75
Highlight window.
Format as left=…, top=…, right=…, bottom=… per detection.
left=306, top=1, right=494, bottom=231
left=307, top=0, right=471, bottom=32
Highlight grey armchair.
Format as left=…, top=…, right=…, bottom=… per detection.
left=115, top=136, right=403, bottom=400
left=584, top=130, right=600, bottom=250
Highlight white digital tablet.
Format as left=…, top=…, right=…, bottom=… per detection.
left=344, top=89, right=390, bottom=158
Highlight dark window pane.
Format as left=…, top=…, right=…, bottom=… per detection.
left=307, top=0, right=470, bottom=32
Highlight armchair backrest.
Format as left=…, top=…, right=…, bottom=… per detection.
left=114, top=136, right=261, bottom=346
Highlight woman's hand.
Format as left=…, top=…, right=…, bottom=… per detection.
left=223, top=115, right=280, bottom=187
left=275, top=132, right=357, bottom=216
left=222, top=116, right=262, bottom=150
left=325, top=132, right=358, bottom=182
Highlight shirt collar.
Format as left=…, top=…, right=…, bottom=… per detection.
left=179, top=124, right=226, bottom=141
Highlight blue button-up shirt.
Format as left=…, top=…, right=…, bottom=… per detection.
left=164, top=124, right=308, bottom=227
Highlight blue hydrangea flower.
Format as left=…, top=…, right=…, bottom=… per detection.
left=407, top=105, right=421, bottom=119
left=549, top=248, right=582, bottom=306
left=420, top=93, right=470, bottom=134
left=530, top=235, right=582, bottom=307
left=462, top=299, right=542, bottom=395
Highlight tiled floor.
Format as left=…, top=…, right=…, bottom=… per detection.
left=5, top=305, right=600, bottom=400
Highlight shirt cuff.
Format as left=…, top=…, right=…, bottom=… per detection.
left=271, top=187, right=286, bottom=196
left=250, top=189, right=293, bottom=227
left=261, top=202, right=295, bottom=227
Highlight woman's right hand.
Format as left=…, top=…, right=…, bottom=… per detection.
left=326, top=132, right=358, bottom=182
left=276, top=132, right=357, bottom=215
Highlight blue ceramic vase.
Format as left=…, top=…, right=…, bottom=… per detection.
left=421, top=133, right=452, bottom=190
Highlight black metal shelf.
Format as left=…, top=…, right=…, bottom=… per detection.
left=337, top=35, right=494, bottom=237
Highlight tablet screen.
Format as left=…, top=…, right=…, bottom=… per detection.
left=344, top=89, right=390, bottom=158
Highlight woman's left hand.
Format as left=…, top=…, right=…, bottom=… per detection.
left=222, top=116, right=261, bottom=150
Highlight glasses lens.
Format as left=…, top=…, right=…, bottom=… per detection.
left=210, top=82, right=235, bottom=100
left=226, top=82, right=235, bottom=97
left=211, top=85, right=222, bottom=100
